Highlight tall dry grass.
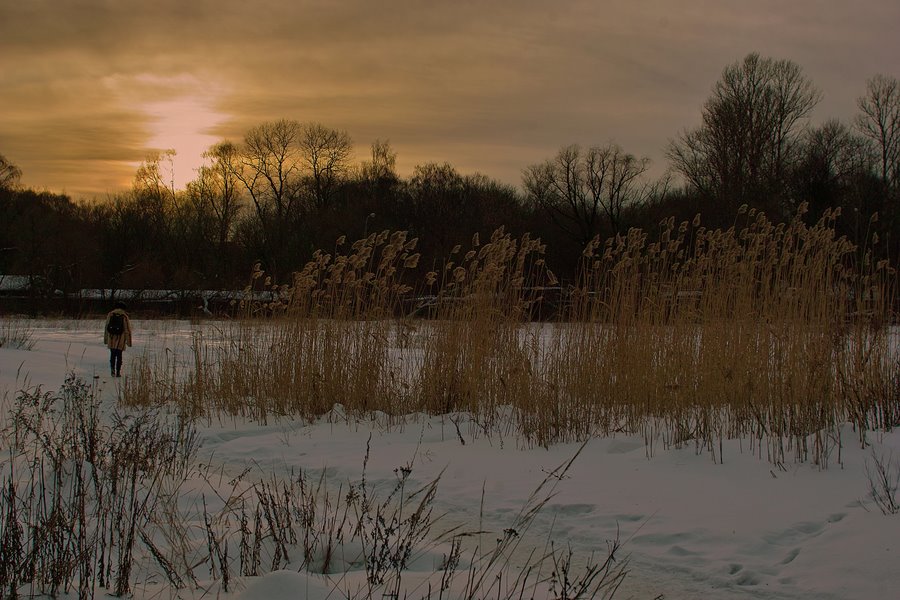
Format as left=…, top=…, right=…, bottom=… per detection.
left=123, top=205, right=899, bottom=464
left=2, top=376, right=624, bottom=599
left=0, top=375, right=201, bottom=598
left=536, top=206, right=896, bottom=463
left=0, top=316, right=36, bottom=350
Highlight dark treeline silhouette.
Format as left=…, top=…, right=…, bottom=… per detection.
left=1, top=54, right=898, bottom=315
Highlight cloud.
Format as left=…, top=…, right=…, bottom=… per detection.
left=2, top=0, right=899, bottom=197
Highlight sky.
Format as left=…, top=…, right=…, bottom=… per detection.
left=2, top=0, right=899, bottom=200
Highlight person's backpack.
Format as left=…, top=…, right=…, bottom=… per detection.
left=107, top=313, right=125, bottom=336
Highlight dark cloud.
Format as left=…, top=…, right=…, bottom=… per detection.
left=2, top=0, right=899, bottom=197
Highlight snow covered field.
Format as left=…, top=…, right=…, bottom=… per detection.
left=1, top=318, right=899, bottom=599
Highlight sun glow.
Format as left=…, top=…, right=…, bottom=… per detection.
left=141, top=95, right=226, bottom=190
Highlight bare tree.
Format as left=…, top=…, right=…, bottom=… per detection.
left=402, top=162, right=523, bottom=260
left=360, top=138, right=398, bottom=184
left=194, top=141, right=243, bottom=250
left=236, top=119, right=304, bottom=227
left=405, top=162, right=467, bottom=256
left=790, top=119, right=875, bottom=225
left=585, top=144, right=659, bottom=235
left=0, top=153, right=22, bottom=189
left=855, top=74, right=900, bottom=190
left=133, top=149, right=177, bottom=204
left=523, top=146, right=594, bottom=246
left=523, top=143, right=656, bottom=244
left=668, top=53, right=820, bottom=216
left=298, top=122, right=353, bottom=210
left=233, top=119, right=305, bottom=274
left=801, top=120, right=873, bottom=185
left=230, top=120, right=353, bottom=274
left=131, top=150, right=177, bottom=253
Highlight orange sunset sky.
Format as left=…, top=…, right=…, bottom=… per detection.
left=2, top=0, right=899, bottom=200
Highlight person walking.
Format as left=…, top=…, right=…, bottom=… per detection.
left=104, top=301, right=133, bottom=377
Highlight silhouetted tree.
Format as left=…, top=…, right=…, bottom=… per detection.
left=523, top=143, right=659, bottom=245
left=401, top=162, right=467, bottom=260
left=130, top=151, right=185, bottom=284
left=2, top=190, right=87, bottom=307
left=668, top=53, right=820, bottom=222
left=198, top=141, right=243, bottom=247
left=234, top=119, right=305, bottom=276
left=89, top=194, right=153, bottom=289
left=789, top=119, right=875, bottom=238
left=791, top=121, right=873, bottom=201
left=165, top=188, right=217, bottom=288
left=299, top=122, right=353, bottom=211
left=360, top=139, right=399, bottom=186
left=855, top=74, right=900, bottom=192
left=398, top=163, right=527, bottom=266
left=306, top=139, right=402, bottom=250
left=0, top=153, right=22, bottom=190
left=185, top=141, right=244, bottom=281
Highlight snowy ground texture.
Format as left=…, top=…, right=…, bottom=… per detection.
left=2, top=319, right=899, bottom=599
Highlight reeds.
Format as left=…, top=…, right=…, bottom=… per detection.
left=125, top=205, right=898, bottom=465
left=189, top=436, right=626, bottom=600
left=1, top=377, right=625, bottom=598
left=0, top=316, right=35, bottom=350
left=0, top=374, right=200, bottom=599
left=130, top=231, right=422, bottom=422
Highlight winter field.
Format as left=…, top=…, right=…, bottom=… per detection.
left=1, top=317, right=900, bottom=600
left=3, top=218, right=900, bottom=599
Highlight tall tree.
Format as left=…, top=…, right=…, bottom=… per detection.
left=87, top=195, right=141, bottom=290
left=855, top=74, right=900, bottom=191
left=667, top=53, right=820, bottom=219
left=402, top=163, right=523, bottom=260
left=237, top=119, right=303, bottom=225
left=131, top=150, right=179, bottom=282
left=195, top=141, right=243, bottom=251
left=133, top=150, right=177, bottom=206
left=789, top=119, right=875, bottom=232
left=0, top=152, right=22, bottom=189
left=404, top=162, right=467, bottom=257
left=235, top=119, right=305, bottom=275
left=169, top=184, right=218, bottom=287
left=360, top=139, right=399, bottom=186
left=299, top=122, right=353, bottom=211
left=523, top=143, right=657, bottom=244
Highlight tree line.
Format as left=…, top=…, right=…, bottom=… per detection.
left=1, top=53, right=898, bottom=308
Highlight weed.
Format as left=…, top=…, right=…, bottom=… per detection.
left=866, top=450, right=900, bottom=515
left=0, top=317, right=35, bottom=351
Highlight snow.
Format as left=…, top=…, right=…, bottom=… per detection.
left=2, top=318, right=899, bottom=599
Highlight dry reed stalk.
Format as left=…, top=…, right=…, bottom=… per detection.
left=415, top=230, right=550, bottom=429
left=130, top=208, right=898, bottom=463
left=0, top=317, right=36, bottom=351
left=540, top=205, right=895, bottom=462
left=1, top=376, right=202, bottom=598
